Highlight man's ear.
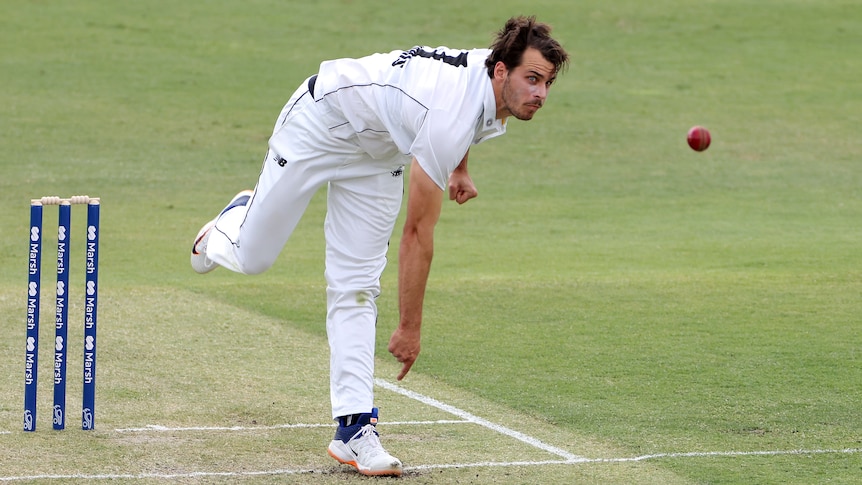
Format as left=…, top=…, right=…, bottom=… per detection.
left=493, top=61, right=508, bottom=81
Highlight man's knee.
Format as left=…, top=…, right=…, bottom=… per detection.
left=237, top=253, right=278, bottom=275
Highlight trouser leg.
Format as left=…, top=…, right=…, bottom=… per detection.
left=207, top=147, right=327, bottom=274
left=207, top=83, right=346, bottom=274
left=325, top=170, right=404, bottom=419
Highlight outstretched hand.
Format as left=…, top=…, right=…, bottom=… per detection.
left=388, top=326, right=421, bottom=380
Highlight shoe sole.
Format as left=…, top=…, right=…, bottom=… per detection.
left=191, top=223, right=211, bottom=256
left=190, top=221, right=218, bottom=274
left=327, top=447, right=403, bottom=477
left=190, top=190, right=253, bottom=274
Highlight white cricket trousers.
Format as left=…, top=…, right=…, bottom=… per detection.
left=206, top=78, right=407, bottom=420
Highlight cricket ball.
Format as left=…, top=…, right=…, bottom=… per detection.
left=687, top=126, right=711, bottom=151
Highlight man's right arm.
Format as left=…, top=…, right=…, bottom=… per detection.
left=388, top=158, right=444, bottom=380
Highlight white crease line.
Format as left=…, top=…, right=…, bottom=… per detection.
left=599, top=448, right=862, bottom=463
left=114, top=419, right=469, bottom=433
left=408, top=459, right=574, bottom=471
left=375, top=378, right=585, bottom=462
left=389, top=420, right=470, bottom=426
left=409, top=448, right=862, bottom=470
left=116, top=423, right=331, bottom=433
left=0, top=469, right=312, bottom=482
left=2, top=449, right=861, bottom=481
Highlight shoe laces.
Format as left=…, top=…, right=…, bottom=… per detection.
left=350, top=424, right=388, bottom=459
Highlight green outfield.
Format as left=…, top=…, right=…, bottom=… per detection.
left=1, top=1, right=860, bottom=483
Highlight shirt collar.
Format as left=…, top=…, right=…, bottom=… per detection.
left=474, top=77, right=506, bottom=144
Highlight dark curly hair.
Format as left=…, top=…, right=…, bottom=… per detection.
left=485, top=16, right=569, bottom=78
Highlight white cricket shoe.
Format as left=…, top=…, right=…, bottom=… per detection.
left=190, top=219, right=218, bottom=274
left=327, top=408, right=402, bottom=476
left=190, top=190, right=253, bottom=274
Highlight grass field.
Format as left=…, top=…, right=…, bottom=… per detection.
left=1, top=1, right=861, bottom=483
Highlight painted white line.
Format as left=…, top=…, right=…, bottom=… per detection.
left=408, top=459, right=574, bottom=471
left=389, top=420, right=470, bottom=426
left=0, top=469, right=313, bottom=482
left=116, top=423, right=331, bottom=433
left=408, top=447, right=862, bottom=470
left=2, top=448, right=860, bottom=481
left=375, top=378, right=586, bottom=462
left=598, top=448, right=862, bottom=463
left=114, top=419, right=469, bottom=433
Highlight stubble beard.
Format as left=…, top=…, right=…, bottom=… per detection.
left=502, top=78, right=537, bottom=121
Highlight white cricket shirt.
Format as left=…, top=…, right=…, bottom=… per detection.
left=313, top=46, right=506, bottom=189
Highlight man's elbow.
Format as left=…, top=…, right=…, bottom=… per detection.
left=401, top=223, right=434, bottom=254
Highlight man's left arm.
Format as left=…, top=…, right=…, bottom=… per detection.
left=389, top=158, right=444, bottom=380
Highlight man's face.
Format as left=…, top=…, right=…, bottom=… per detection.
left=498, top=47, right=557, bottom=121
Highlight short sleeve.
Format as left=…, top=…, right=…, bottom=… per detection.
left=409, top=109, right=474, bottom=190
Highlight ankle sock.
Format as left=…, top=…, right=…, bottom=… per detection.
left=334, top=408, right=379, bottom=442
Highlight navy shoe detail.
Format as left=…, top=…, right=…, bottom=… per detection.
left=220, top=194, right=252, bottom=216
left=334, top=408, right=379, bottom=443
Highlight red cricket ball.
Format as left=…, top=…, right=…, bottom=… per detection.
left=687, top=126, right=711, bottom=152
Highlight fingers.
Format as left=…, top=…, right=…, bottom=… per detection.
left=389, top=345, right=417, bottom=380
left=397, top=360, right=414, bottom=381
left=449, top=183, right=477, bottom=204
left=391, top=350, right=417, bottom=380
left=455, top=189, right=477, bottom=204
left=389, top=328, right=420, bottom=380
